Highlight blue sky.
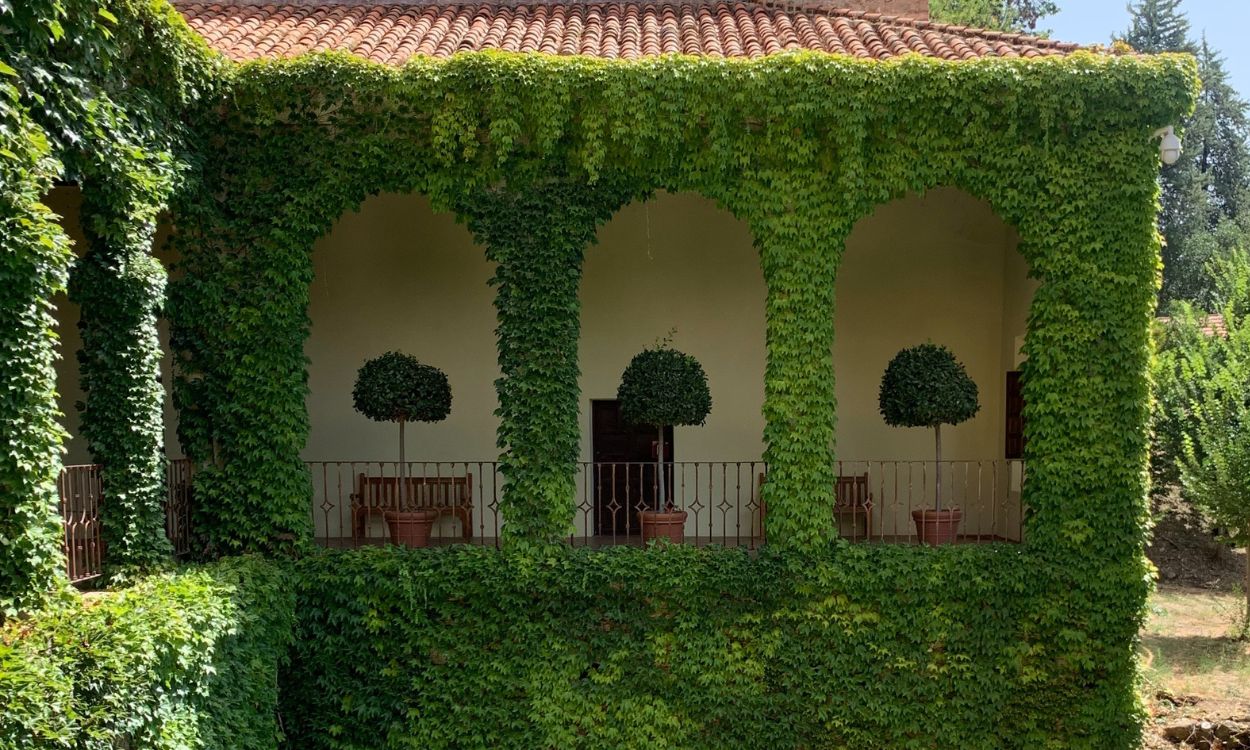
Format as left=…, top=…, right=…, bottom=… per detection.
left=1048, top=1, right=1250, bottom=97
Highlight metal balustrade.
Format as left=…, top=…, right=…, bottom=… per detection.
left=56, top=459, right=196, bottom=584
left=58, top=464, right=104, bottom=583
left=306, top=459, right=1025, bottom=548
left=57, top=458, right=1024, bottom=580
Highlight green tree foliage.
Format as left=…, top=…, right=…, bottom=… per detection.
left=352, top=352, right=451, bottom=424
left=1152, top=245, right=1250, bottom=500
left=618, top=346, right=712, bottom=430
left=878, top=344, right=980, bottom=430
left=352, top=352, right=451, bottom=506
left=618, top=344, right=712, bottom=511
left=1122, top=2, right=1250, bottom=306
left=1172, top=256, right=1250, bottom=628
left=1122, top=0, right=1193, bottom=54
left=929, top=0, right=1058, bottom=33
left=879, top=344, right=980, bottom=511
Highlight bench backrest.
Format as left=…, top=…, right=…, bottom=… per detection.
left=355, top=474, right=472, bottom=509
left=834, top=474, right=871, bottom=509
left=757, top=472, right=871, bottom=508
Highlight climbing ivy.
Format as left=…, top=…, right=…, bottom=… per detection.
left=168, top=51, right=1195, bottom=560
left=0, top=2, right=1205, bottom=742
left=0, top=73, right=71, bottom=616
left=0, top=0, right=217, bottom=608
left=69, top=163, right=175, bottom=577
left=454, top=181, right=639, bottom=546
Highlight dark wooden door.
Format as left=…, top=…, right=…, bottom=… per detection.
left=591, top=400, right=673, bottom=535
left=1005, top=371, right=1025, bottom=459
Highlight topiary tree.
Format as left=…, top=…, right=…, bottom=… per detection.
left=353, top=352, right=451, bottom=503
left=879, top=344, right=980, bottom=511
left=618, top=344, right=712, bottom=511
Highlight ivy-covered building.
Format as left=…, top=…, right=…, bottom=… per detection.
left=49, top=1, right=1082, bottom=546
left=1, top=0, right=1200, bottom=746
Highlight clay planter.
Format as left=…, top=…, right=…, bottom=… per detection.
left=384, top=509, right=438, bottom=548
left=912, top=508, right=963, bottom=546
left=640, top=509, right=688, bottom=545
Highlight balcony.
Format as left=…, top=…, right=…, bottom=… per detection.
left=306, top=459, right=1025, bottom=548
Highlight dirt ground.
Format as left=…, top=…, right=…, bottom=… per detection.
left=1141, top=500, right=1249, bottom=749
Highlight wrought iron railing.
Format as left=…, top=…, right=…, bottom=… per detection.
left=306, top=459, right=1025, bottom=549
left=165, top=458, right=195, bottom=558
left=58, top=464, right=104, bottom=583
left=57, top=458, right=1023, bottom=578
left=57, top=459, right=196, bottom=584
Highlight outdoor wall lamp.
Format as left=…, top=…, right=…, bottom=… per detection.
left=1154, top=125, right=1182, bottom=165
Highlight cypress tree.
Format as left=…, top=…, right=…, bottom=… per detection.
left=1121, top=0, right=1193, bottom=54
left=1122, top=2, right=1250, bottom=306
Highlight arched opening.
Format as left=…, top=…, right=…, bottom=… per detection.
left=579, top=190, right=766, bottom=545
left=303, top=192, right=500, bottom=545
left=835, top=187, right=1033, bottom=542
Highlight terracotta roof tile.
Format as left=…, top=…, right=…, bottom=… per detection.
left=1157, top=313, right=1229, bottom=339
left=174, top=0, right=1086, bottom=64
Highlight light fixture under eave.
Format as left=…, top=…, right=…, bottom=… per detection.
left=1154, top=125, right=1182, bottom=165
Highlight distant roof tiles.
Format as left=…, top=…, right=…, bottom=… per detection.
left=174, top=1, right=1086, bottom=64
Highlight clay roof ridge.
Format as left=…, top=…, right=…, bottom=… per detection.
left=178, top=0, right=1088, bottom=51
left=751, top=2, right=1082, bottom=51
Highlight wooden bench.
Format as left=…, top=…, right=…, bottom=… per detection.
left=758, top=473, right=874, bottom=540
left=351, top=474, right=473, bottom=541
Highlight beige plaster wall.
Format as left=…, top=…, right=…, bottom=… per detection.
left=834, top=187, right=1029, bottom=536
left=303, top=188, right=1028, bottom=539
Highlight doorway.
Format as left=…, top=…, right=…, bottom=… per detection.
left=590, top=399, right=674, bottom=535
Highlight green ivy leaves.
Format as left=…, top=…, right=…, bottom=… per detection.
left=0, top=556, right=294, bottom=748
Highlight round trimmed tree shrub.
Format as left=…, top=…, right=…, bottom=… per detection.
left=353, top=352, right=451, bottom=501
left=353, top=352, right=452, bottom=425
left=878, top=343, right=980, bottom=510
left=618, top=346, right=711, bottom=509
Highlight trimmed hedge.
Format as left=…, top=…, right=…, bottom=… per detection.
left=0, top=556, right=293, bottom=750
left=282, top=545, right=1150, bottom=750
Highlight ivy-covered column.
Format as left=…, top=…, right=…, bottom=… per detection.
left=746, top=175, right=846, bottom=551
left=69, top=178, right=172, bottom=574
left=167, top=188, right=315, bottom=556
left=456, top=180, right=632, bottom=548
left=0, top=111, right=73, bottom=614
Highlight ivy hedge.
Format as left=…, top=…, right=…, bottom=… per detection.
left=0, top=555, right=294, bottom=749
left=284, top=545, right=1150, bottom=749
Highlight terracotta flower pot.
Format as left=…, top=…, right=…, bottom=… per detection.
left=384, top=509, right=438, bottom=548
left=640, top=509, right=688, bottom=545
left=912, top=508, right=963, bottom=546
